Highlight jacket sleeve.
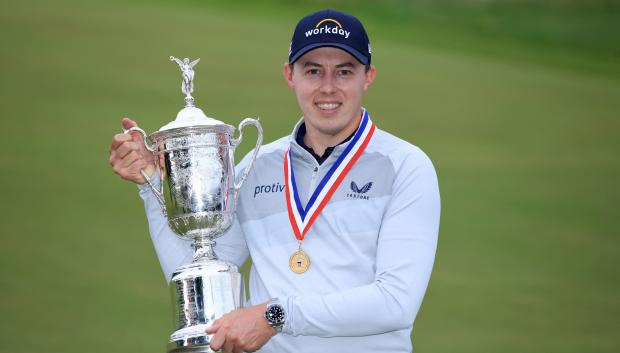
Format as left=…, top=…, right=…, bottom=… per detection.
left=138, top=173, right=250, bottom=283
left=282, top=150, right=440, bottom=337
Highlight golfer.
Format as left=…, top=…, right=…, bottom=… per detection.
left=109, top=9, right=440, bottom=353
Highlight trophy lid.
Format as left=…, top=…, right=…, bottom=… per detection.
left=158, top=106, right=227, bottom=131
left=159, top=56, right=231, bottom=132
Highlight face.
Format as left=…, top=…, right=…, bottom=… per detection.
left=283, top=47, right=376, bottom=143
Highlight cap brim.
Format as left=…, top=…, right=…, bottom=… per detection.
left=289, top=42, right=369, bottom=65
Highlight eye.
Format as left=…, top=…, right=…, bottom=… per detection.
left=338, top=69, right=352, bottom=77
left=306, top=68, right=320, bottom=76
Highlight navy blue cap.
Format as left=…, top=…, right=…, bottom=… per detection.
left=288, top=9, right=371, bottom=65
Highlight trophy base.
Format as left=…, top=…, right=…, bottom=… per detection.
left=167, top=329, right=213, bottom=353
left=168, top=343, right=213, bottom=353
left=168, top=259, right=244, bottom=353
left=168, top=344, right=213, bottom=353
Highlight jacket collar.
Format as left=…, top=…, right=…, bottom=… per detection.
left=287, top=108, right=368, bottom=166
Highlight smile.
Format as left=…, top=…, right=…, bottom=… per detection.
left=316, top=102, right=341, bottom=110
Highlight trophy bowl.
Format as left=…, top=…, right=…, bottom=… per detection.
left=146, top=121, right=261, bottom=241
left=152, top=125, right=235, bottom=240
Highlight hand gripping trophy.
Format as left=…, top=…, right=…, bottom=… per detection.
left=125, top=56, right=262, bottom=352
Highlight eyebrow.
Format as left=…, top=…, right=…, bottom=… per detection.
left=303, top=61, right=357, bottom=68
left=336, top=62, right=355, bottom=68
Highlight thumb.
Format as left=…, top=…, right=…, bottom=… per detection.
left=121, top=118, right=145, bottom=144
left=206, top=322, right=221, bottom=334
left=121, top=117, right=137, bottom=130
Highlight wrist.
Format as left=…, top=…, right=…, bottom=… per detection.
left=138, top=164, right=156, bottom=184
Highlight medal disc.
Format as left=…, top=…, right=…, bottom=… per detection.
left=289, top=250, right=311, bottom=274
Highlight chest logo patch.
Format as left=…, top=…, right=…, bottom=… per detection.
left=254, top=182, right=285, bottom=198
left=347, top=181, right=372, bottom=200
left=351, top=181, right=372, bottom=194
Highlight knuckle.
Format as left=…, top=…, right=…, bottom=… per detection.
left=122, top=147, right=132, bottom=157
left=113, top=134, right=126, bottom=144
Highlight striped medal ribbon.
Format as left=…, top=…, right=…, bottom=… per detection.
left=284, top=109, right=376, bottom=274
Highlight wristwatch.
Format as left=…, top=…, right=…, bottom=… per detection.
left=264, top=298, right=286, bottom=333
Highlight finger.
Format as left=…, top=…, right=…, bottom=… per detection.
left=118, top=151, right=143, bottom=170
left=110, top=148, right=140, bottom=171
left=112, top=155, right=142, bottom=179
left=121, top=117, right=137, bottom=130
left=116, top=141, right=141, bottom=159
left=110, top=133, right=133, bottom=151
left=223, top=339, right=235, bottom=353
left=121, top=118, right=149, bottom=147
left=121, top=118, right=147, bottom=145
left=130, top=131, right=146, bottom=144
left=109, top=149, right=132, bottom=170
left=206, top=323, right=220, bottom=334
left=108, top=149, right=117, bottom=166
left=210, top=331, right=225, bottom=351
left=126, top=158, right=148, bottom=183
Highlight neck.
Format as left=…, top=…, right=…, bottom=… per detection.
left=303, top=112, right=362, bottom=156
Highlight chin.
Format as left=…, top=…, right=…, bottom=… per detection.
left=316, top=122, right=350, bottom=137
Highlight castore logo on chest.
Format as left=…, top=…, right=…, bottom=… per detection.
left=346, top=181, right=373, bottom=200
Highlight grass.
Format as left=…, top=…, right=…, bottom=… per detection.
left=0, top=0, right=618, bottom=352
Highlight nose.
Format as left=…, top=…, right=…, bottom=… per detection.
left=320, top=73, right=336, bottom=94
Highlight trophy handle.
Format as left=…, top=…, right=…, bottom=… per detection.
left=123, top=126, right=157, bottom=152
left=231, top=118, right=263, bottom=196
left=123, top=126, right=166, bottom=212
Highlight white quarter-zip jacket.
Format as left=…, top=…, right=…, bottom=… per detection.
left=139, top=111, right=441, bottom=353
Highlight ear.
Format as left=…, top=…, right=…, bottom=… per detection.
left=363, top=65, right=376, bottom=91
left=283, top=62, right=295, bottom=89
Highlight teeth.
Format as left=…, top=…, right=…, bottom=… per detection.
left=317, top=103, right=340, bottom=110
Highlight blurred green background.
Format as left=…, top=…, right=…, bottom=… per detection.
left=1, top=0, right=618, bottom=352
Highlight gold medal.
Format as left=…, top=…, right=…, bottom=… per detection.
left=289, top=246, right=310, bottom=274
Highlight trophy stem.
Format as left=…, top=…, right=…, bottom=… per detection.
left=184, top=95, right=195, bottom=108
left=192, top=237, right=217, bottom=262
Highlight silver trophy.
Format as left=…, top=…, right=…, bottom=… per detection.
left=125, top=56, right=262, bottom=352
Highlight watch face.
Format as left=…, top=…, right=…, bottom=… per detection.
left=266, top=304, right=285, bottom=324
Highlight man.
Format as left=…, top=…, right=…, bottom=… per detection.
left=109, top=9, right=440, bottom=353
